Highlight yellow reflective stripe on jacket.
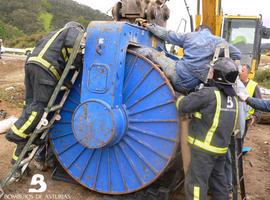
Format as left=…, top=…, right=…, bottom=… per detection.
left=28, top=28, right=66, bottom=80
left=193, top=112, right=202, bottom=119
left=67, top=48, right=72, bottom=54
left=20, top=111, right=37, bottom=133
left=27, top=57, right=60, bottom=80
left=233, top=97, right=239, bottom=130
left=39, top=28, right=66, bottom=57
left=12, top=148, right=18, bottom=161
left=204, top=91, right=221, bottom=144
left=246, top=80, right=257, bottom=97
left=11, top=125, right=29, bottom=139
left=61, top=48, right=69, bottom=62
left=62, top=47, right=73, bottom=62
left=176, top=96, right=185, bottom=109
left=193, top=186, right=200, bottom=200
left=246, top=80, right=257, bottom=118
left=188, top=136, right=228, bottom=154
left=11, top=112, right=37, bottom=139
left=187, top=91, right=229, bottom=154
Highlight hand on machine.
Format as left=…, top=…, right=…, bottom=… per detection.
left=135, top=18, right=150, bottom=28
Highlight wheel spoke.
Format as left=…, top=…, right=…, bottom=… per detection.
left=126, top=133, right=169, bottom=160
left=128, top=126, right=177, bottom=142
left=128, top=100, right=174, bottom=116
left=125, top=82, right=166, bottom=109
left=123, top=138, right=159, bottom=175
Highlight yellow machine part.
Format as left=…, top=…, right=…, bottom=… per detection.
left=248, top=59, right=257, bottom=80
left=201, top=0, right=222, bottom=36
left=177, top=48, right=184, bottom=57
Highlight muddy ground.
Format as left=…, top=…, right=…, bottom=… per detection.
left=0, top=54, right=269, bottom=200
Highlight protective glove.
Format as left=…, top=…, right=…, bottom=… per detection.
left=235, top=78, right=250, bottom=101
left=238, top=91, right=249, bottom=101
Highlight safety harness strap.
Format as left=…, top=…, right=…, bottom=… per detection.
left=211, top=42, right=230, bottom=65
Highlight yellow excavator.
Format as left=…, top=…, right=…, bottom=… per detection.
left=194, top=0, right=270, bottom=79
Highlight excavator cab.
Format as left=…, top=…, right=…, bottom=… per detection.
left=222, top=16, right=270, bottom=79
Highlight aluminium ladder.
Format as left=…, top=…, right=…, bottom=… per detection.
left=0, top=30, right=84, bottom=198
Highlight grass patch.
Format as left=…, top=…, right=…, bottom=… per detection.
left=255, top=68, right=270, bottom=89
left=38, top=11, right=53, bottom=32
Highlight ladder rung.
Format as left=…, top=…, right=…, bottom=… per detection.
left=50, top=105, right=63, bottom=112
left=239, top=176, right=244, bottom=182
left=70, top=65, right=76, bottom=70
left=36, top=125, right=51, bottom=134
left=237, top=153, right=243, bottom=159
left=60, top=86, right=69, bottom=91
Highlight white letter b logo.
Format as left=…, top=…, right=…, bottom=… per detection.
left=29, top=174, right=47, bottom=193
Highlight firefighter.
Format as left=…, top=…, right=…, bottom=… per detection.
left=176, top=57, right=239, bottom=200
left=133, top=24, right=241, bottom=93
left=5, top=21, right=85, bottom=166
left=239, top=63, right=262, bottom=138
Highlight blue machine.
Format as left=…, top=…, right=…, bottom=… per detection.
left=50, top=22, right=179, bottom=194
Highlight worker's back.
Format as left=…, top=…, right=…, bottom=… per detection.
left=28, top=27, right=81, bottom=80
left=180, top=85, right=238, bottom=155
left=177, top=28, right=241, bottom=83
left=179, top=29, right=226, bottom=81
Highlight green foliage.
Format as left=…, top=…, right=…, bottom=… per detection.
left=77, top=16, right=89, bottom=28
left=5, top=33, right=44, bottom=48
left=38, top=11, right=53, bottom=32
left=255, top=68, right=270, bottom=89
left=42, top=0, right=52, bottom=10
left=0, top=0, right=112, bottom=47
left=0, top=20, right=24, bottom=40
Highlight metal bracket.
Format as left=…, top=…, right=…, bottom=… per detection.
left=211, top=42, right=230, bottom=65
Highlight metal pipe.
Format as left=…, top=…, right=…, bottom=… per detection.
left=197, top=0, right=200, bottom=15
left=184, top=0, right=194, bottom=31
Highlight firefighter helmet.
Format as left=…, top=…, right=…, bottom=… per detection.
left=212, top=57, right=239, bottom=85
left=64, top=21, right=85, bottom=31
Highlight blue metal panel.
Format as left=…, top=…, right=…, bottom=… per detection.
left=50, top=22, right=179, bottom=194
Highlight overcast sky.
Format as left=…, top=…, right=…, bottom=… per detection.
left=74, top=0, right=270, bottom=40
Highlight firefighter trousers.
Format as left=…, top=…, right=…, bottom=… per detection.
left=185, top=148, right=229, bottom=200
left=6, top=63, right=56, bottom=163
left=131, top=47, right=203, bottom=93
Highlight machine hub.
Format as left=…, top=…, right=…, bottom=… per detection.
left=72, top=100, right=115, bottom=148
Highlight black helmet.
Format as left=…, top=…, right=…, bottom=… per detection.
left=212, top=57, right=239, bottom=85
left=64, top=21, right=85, bottom=31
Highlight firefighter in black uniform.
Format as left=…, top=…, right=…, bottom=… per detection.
left=5, top=21, right=85, bottom=164
left=176, top=57, right=239, bottom=200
